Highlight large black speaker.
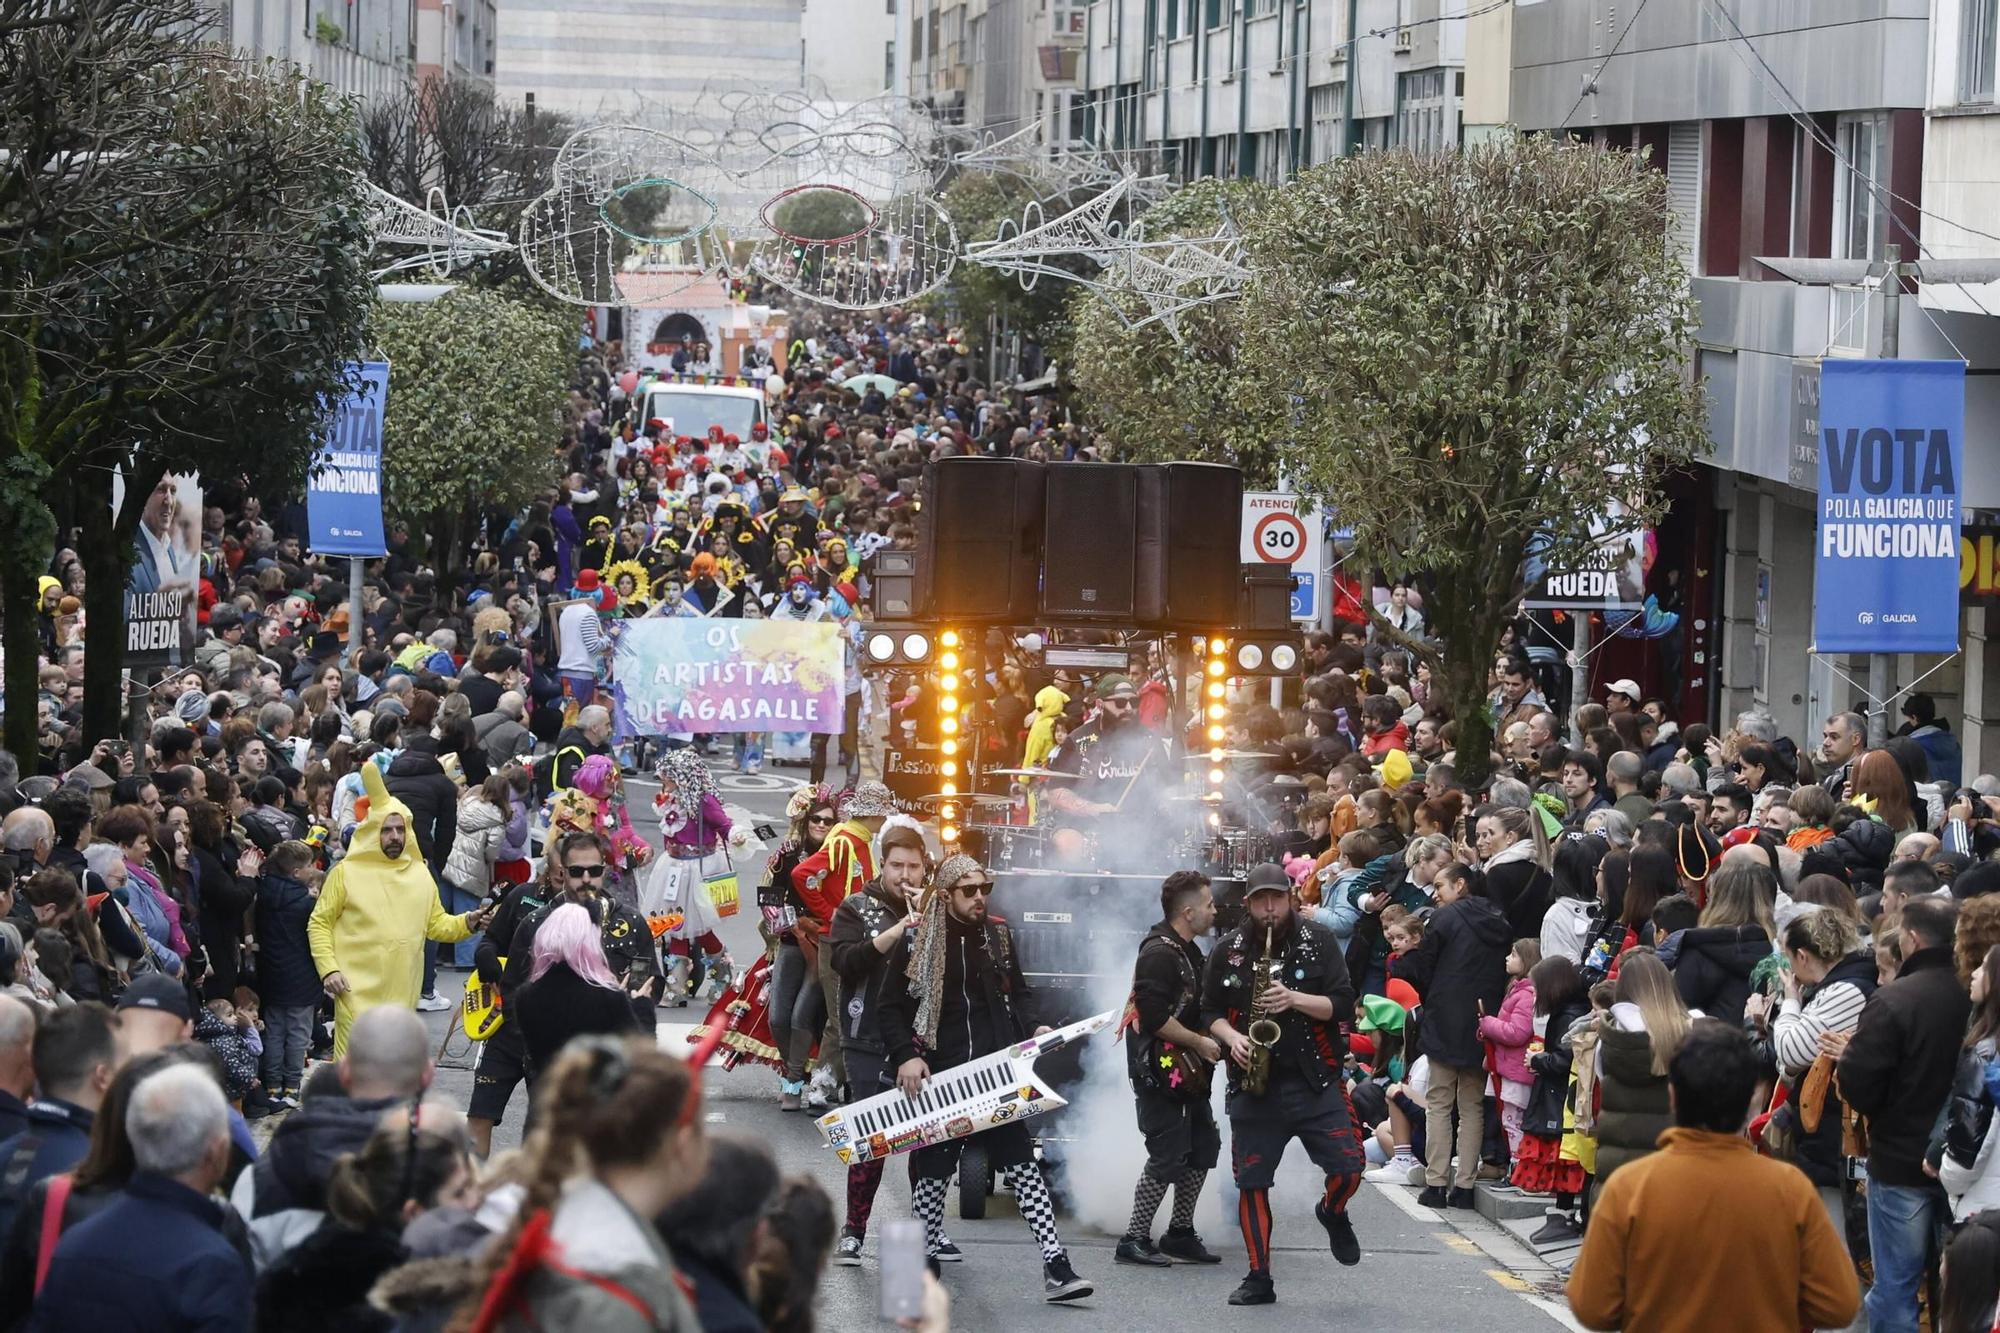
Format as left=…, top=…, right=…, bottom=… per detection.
left=915, top=458, right=1044, bottom=620
left=1041, top=465, right=1139, bottom=618
left=1136, top=462, right=1243, bottom=629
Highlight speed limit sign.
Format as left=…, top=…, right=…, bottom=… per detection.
left=1241, top=492, right=1323, bottom=621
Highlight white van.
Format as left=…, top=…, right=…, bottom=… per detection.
left=637, top=380, right=768, bottom=440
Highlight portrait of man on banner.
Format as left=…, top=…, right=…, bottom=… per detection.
left=122, top=470, right=203, bottom=667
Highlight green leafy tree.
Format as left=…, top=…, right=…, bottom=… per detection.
left=373, top=287, right=575, bottom=582
left=1238, top=136, right=1708, bottom=784
left=922, top=171, right=1079, bottom=354
left=771, top=187, right=871, bottom=243
left=0, top=0, right=375, bottom=752
left=1065, top=177, right=1284, bottom=485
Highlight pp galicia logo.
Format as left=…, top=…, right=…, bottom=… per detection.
left=1856, top=612, right=1876, bottom=625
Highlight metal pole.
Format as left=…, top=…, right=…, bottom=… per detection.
left=1865, top=244, right=1901, bottom=747
left=346, top=556, right=365, bottom=668
left=1569, top=613, right=1591, bottom=744
left=1339, top=0, right=1358, bottom=156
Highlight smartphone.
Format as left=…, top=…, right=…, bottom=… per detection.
left=878, top=1218, right=926, bottom=1323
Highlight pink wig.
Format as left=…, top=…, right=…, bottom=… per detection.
left=527, top=902, right=623, bottom=990
left=574, top=754, right=616, bottom=799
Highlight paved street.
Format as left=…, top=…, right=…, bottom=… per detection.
left=417, top=757, right=1580, bottom=1331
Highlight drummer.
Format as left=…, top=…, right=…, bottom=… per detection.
left=1043, top=674, right=1178, bottom=864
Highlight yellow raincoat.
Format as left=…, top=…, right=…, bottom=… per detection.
left=1021, top=686, right=1069, bottom=769
left=308, top=762, right=472, bottom=1056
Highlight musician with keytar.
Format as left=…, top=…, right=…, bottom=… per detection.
left=1200, top=862, right=1367, bottom=1308
left=1115, top=869, right=1225, bottom=1269
left=876, top=853, right=1095, bottom=1304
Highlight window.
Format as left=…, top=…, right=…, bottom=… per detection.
left=1833, top=113, right=1889, bottom=262
left=885, top=40, right=895, bottom=88
left=1963, top=0, right=1997, bottom=103
left=1052, top=0, right=1086, bottom=34
left=1395, top=69, right=1454, bottom=153
left=1310, top=83, right=1342, bottom=164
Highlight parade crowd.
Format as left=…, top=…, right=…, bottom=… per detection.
left=0, top=293, right=1998, bottom=1333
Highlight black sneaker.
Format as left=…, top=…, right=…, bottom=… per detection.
left=933, top=1240, right=964, bottom=1263
left=1529, top=1212, right=1583, bottom=1247
left=1227, top=1271, right=1276, bottom=1306
left=1115, top=1236, right=1171, bottom=1267
left=242, top=1097, right=272, bottom=1122
left=835, top=1233, right=863, bottom=1266
left=1315, top=1201, right=1361, bottom=1266
left=1447, top=1187, right=1477, bottom=1209
left=1043, top=1253, right=1092, bottom=1302
left=925, top=1255, right=941, bottom=1279
left=1158, top=1227, right=1222, bottom=1264
left=1416, top=1185, right=1450, bottom=1209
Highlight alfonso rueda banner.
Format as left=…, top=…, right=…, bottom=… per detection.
left=115, top=470, right=202, bottom=668
left=1813, top=359, right=1965, bottom=654
left=608, top=617, right=844, bottom=736
left=306, top=360, right=389, bottom=557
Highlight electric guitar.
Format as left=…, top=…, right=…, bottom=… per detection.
left=462, top=959, right=506, bottom=1040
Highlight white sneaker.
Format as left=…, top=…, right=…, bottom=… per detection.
left=417, top=992, right=452, bottom=1012
left=1365, top=1155, right=1422, bottom=1184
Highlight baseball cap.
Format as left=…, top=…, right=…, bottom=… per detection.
left=1245, top=863, right=1292, bottom=897
left=116, top=971, right=193, bottom=1021
left=1606, top=679, right=1642, bottom=703
left=1094, top=674, right=1139, bottom=702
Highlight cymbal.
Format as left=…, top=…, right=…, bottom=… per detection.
left=985, top=767, right=1079, bottom=780
left=1183, top=750, right=1279, bottom=762
left=1165, top=792, right=1227, bottom=803
left=909, top=792, right=1012, bottom=804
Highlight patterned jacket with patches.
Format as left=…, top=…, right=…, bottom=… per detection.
left=1199, top=915, right=1354, bottom=1096
left=828, top=880, right=913, bottom=1059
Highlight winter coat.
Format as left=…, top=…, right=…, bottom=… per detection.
left=1837, top=944, right=1973, bottom=1188
left=1594, top=1006, right=1675, bottom=1191
left=253, top=1222, right=403, bottom=1333
left=1523, top=998, right=1593, bottom=1139
left=1669, top=924, right=1773, bottom=1027
left=828, top=882, right=912, bottom=1059
left=1478, top=976, right=1537, bottom=1085
left=1940, top=1038, right=2000, bottom=1222
left=514, top=962, right=641, bottom=1081
left=28, top=1173, right=253, bottom=1333
left=1540, top=896, right=1595, bottom=966
left=1769, top=950, right=1877, bottom=1189
left=194, top=842, right=257, bottom=1002
left=441, top=794, right=506, bottom=894
left=254, top=871, right=322, bottom=1009
left=1388, top=893, right=1510, bottom=1071
left=230, top=1090, right=405, bottom=1270
left=1482, top=842, right=1553, bottom=942
left=1307, top=853, right=1392, bottom=946
left=497, top=1179, right=699, bottom=1333
left=385, top=749, right=459, bottom=877
left=0, top=1097, right=93, bottom=1246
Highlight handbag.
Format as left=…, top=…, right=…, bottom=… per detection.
left=756, top=879, right=798, bottom=934
left=703, top=851, right=740, bottom=919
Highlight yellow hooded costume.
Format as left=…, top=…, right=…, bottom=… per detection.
left=1022, top=686, right=1069, bottom=769
left=308, top=762, right=472, bottom=1056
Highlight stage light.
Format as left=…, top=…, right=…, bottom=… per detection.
left=940, top=652, right=959, bottom=669
left=1207, top=812, right=1222, bottom=828
left=941, top=630, right=960, bottom=648
left=1210, top=746, right=1225, bottom=761
left=941, top=717, right=959, bottom=735
left=940, top=673, right=959, bottom=691
left=942, top=823, right=959, bottom=843
left=1270, top=643, right=1299, bottom=672
left=940, top=696, right=959, bottom=714
left=901, top=633, right=931, bottom=662
left=942, top=738, right=958, bottom=756
left=1206, top=702, right=1225, bottom=721
left=1206, top=724, right=1225, bottom=742
left=1208, top=767, right=1225, bottom=785
left=1236, top=643, right=1264, bottom=671
left=866, top=633, right=896, bottom=662
left=1206, top=681, right=1224, bottom=700
left=942, top=760, right=958, bottom=776
left=941, top=803, right=957, bottom=819
left=941, top=781, right=957, bottom=796
left=1207, top=659, right=1225, bottom=678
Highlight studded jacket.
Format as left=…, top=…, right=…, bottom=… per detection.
left=827, top=880, right=912, bottom=1058
left=1199, top=915, right=1354, bottom=1096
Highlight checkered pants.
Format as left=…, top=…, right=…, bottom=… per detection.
left=911, top=1161, right=1065, bottom=1262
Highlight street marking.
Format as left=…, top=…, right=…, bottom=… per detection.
left=1441, top=1232, right=1482, bottom=1256
left=1369, top=1180, right=1580, bottom=1329
left=1487, top=1268, right=1531, bottom=1291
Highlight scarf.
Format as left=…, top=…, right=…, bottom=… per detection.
left=655, top=749, right=719, bottom=837
left=908, top=854, right=981, bottom=1051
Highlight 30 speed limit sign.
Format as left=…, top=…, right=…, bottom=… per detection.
left=1241, top=492, right=1323, bottom=622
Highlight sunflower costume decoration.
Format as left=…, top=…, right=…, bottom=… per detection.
left=604, top=559, right=650, bottom=617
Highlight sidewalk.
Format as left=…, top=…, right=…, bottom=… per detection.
left=1362, top=1176, right=1585, bottom=1332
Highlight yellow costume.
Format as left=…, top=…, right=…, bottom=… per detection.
left=308, top=763, right=472, bottom=1056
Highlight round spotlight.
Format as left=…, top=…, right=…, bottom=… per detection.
left=941, top=717, right=959, bottom=735
left=940, top=652, right=959, bottom=670
left=1270, top=643, right=1299, bottom=672
left=940, top=696, right=959, bottom=714
left=1208, top=767, right=1225, bottom=785
left=942, top=738, right=958, bottom=756
left=1206, top=702, right=1225, bottom=721
left=940, top=673, right=959, bottom=691
left=1208, top=635, right=1228, bottom=656
left=1206, top=681, right=1224, bottom=700
left=1210, top=747, right=1225, bottom=761
left=1207, top=660, right=1225, bottom=678
left=941, top=781, right=957, bottom=796
left=1206, top=724, right=1225, bottom=742
left=941, top=630, right=960, bottom=648
left=942, top=824, right=959, bottom=842
left=942, top=760, right=958, bottom=776
left=1207, top=812, right=1222, bottom=828
left=866, top=633, right=896, bottom=662
left=1236, top=643, right=1265, bottom=671
left=902, top=633, right=931, bottom=662
left=940, top=803, right=957, bottom=820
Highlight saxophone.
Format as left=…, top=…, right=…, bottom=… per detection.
left=1242, top=924, right=1283, bottom=1097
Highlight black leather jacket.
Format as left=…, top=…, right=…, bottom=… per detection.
left=828, top=881, right=911, bottom=1059
left=1200, top=915, right=1354, bottom=1097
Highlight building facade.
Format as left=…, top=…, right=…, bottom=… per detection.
left=213, top=0, right=495, bottom=101
left=909, top=0, right=1088, bottom=140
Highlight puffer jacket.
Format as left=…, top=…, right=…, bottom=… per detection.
left=442, top=794, right=506, bottom=894
left=1669, top=924, right=1773, bottom=1027
left=1593, top=1005, right=1674, bottom=1192
left=386, top=745, right=459, bottom=876
left=1941, top=1037, right=2000, bottom=1222
left=1477, top=975, right=1537, bottom=1086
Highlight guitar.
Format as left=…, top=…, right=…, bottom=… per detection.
left=462, top=959, right=506, bottom=1040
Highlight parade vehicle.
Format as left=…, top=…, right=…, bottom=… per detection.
left=860, top=456, right=1305, bottom=1214
left=636, top=375, right=769, bottom=441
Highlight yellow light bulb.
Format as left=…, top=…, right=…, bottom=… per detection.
left=940, top=652, right=959, bottom=669
left=1207, top=703, right=1225, bottom=721
left=941, top=717, right=959, bottom=735
left=941, top=803, right=957, bottom=819
left=1207, top=660, right=1225, bottom=677
left=940, top=674, right=959, bottom=691
left=1209, top=636, right=1228, bottom=656
left=942, top=739, right=958, bottom=756
left=1206, top=724, right=1225, bottom=742
left=941, top=630, right=960, bottom=648
left=940, top=697, right=959, bottom=714
left=1208, top=767, right=1225, bottom=784
left=941, top=782, right=957, bottom=796
left=1210, top=747, right=1225, bottom=761
left=942, top=824, right=959, bottom=842
left=942, top=761, right=958, bottom=776
left=1206, top=682, right=1224, bottom=700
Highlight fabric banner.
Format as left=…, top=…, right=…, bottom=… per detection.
left=117, top=471, right=202, bottom=668
left=1813, top=359, right=1964, bottom=654
left=609, top=617, right=843, bottom=735
left=306, top=361, right=389, bottom=557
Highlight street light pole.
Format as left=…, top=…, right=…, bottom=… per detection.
left=1864, top=243, right=1903, bottom=746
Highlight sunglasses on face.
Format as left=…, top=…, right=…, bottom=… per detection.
left=954, top=882, right=994, bottom=897
left=808, top=814, right=834, bottom=826
left=565, top=863, right=608, bottom=879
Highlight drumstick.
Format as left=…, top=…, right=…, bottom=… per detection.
left=1105, top=746, right=1154, bottom=814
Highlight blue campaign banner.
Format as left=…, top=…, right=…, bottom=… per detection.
left=1813, top=359, right=1964, bottom=654
left=306, top=361, right=389, bottom=557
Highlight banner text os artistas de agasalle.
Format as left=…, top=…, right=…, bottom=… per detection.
left=608, top=617, right=846, bottom=736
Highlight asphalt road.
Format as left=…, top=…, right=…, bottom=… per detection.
left=418, top=756, right=1581, bottom=1331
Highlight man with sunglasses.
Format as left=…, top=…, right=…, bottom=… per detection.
left=879, top=854, right=1094, bottom=1303
left=467, top=831, right=659, bottom=1155
left=1043, top=675, right=1175, bottom=865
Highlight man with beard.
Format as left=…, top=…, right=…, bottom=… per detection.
left=878, top=855, right=1093, bottom=1302
left=1201, top=863, right=1365, bottom=1306
left=826, top=825, right=929, bottom=1265
left=307, top=763, right=490, bottom=1056
left=1044, top=675, right=1176, bottom=866
left=467, top=831, right=660, bottom=1156
left=1117, top=870, right=1225, bottom=1268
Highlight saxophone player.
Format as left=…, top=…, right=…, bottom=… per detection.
left=1201, top=862, right=1366, bottom=1307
